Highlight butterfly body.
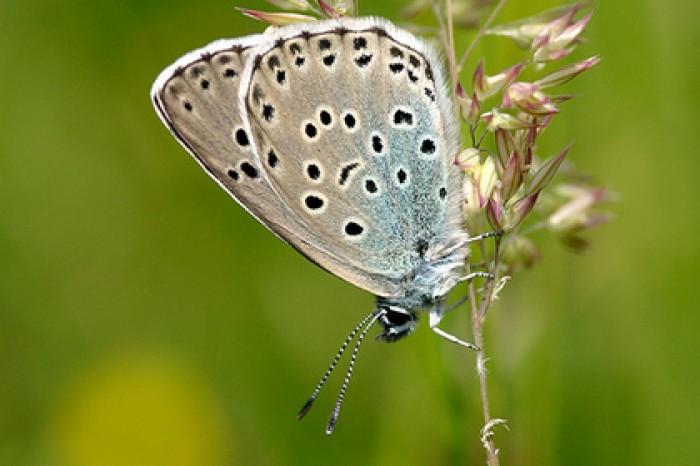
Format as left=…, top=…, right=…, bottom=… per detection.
left=152, top=15, right=483, bottom=432
left=152, top=17, right=471, bottom=332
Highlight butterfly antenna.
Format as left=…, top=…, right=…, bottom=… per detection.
left=325, top=310, right=383, bottom=435
left=297, top=310, right=377, bottom=420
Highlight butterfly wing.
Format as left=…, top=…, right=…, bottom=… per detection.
left=151, top=37, right=275, bottom=228
left=241, top=18, right=465, bottom=297
left=152, top=18, right=466, bottom=299
left=151, top=34, right=404, bottom=296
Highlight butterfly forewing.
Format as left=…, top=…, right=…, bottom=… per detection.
left=242, top=18, right=463, bottom=296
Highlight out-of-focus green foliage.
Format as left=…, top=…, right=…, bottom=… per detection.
left=1, top=1, right=698, bottom=465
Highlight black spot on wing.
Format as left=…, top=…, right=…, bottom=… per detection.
left=339, top=163, right=359, bottom=186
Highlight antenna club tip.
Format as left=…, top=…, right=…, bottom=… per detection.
left=297, top=397, right=316, bottom=420
left=325, top=415, right=338, bottom=435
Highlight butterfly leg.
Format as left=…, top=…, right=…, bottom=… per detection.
left=465, top=231, right=502, bottom=244
left=440, top=231, right=501, bottom=262
left=428, top=307, right=480, bottom=350
left=445, top=295, right=469, bottom=312
left=459, top=271, right=494, bottom=283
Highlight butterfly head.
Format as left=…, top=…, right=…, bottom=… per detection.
left=376, top=302, right=419, bottom=343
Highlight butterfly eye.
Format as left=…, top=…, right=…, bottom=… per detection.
left=376, top=305, right=418, bottom=343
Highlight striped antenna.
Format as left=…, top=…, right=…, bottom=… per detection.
left=325, top=310, right=382, bottom=434
left=297, top=309, right=378, bottom=421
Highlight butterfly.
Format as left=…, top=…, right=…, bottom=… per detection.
left=151, top=16, right=491, bottom=434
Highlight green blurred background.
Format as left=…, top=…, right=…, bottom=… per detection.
left=2, top=0, right=698, bottom=465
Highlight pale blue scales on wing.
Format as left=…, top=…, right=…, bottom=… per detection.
left=151, top=16, right=489, bottom=434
